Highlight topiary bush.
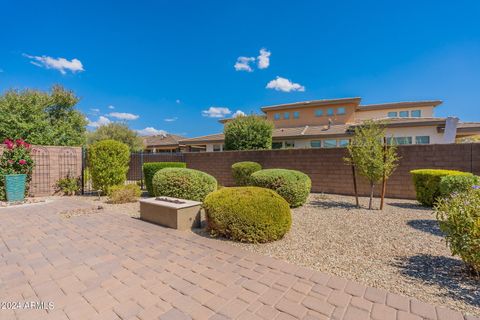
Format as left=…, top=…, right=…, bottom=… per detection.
left=231, top=161, right=262, bottom=186
left=152, top=168, right=217, bottom=202
left=108, top=184, right=142, bottom=204
left=88, top=140, right=130, bottom=195
left=439, top=174, right=480, bottom=198
left=250, top=169, right=311, bottom=207
left=204, top=187, right=291, bottom=243
left=435, top=188, right=480, bottom=274
left=143, top=162, right=186, bottom=195
left=410, top=169, right=473, bottom=206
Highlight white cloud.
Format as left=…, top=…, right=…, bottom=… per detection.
left=136, top=127, right=167, bottom=136
left=257, top=48, right=271, bottom=69
left=202, top=107, right=232, bottom=118
left=108, top=112, right=139, bottom=120
left=176, top=99, right=181, bottom=104
left=232, top=110, right=246, bottom=118
left=266, top=76, right=305, bottom=92
left=108, top=105, right=115, bottom=109
left=23, top=54, right=84, bottom=75
left=164, top=117, right=178, bottom=122
left=87, top=116, right=111, bottom=128
left=234, top=56, right=255, bottom=72
left=90, top=108, right=100, bottom=114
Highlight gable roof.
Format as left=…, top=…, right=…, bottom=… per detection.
left=143, top=134, right=186, bottom=147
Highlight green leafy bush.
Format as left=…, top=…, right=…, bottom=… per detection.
left=231, top=161, right=262, bottom=186
left=152, top=168, right=217, bottom=201
left=410, top=169, right=473, bottom=206
left=439, top=175, right=480, bottom=198
left=204, top=187, right=291, bottom=243
left=143, top=162, right=186, bottom=195
left=108, top=184, right=142, bottom=204
left=88, top=140, right=130, bottom=195
left=0, top=139, right=35, bottom=200
left=435, top=188, right=480, bottom=274
left=224, top=115, right=274, bottom=150
left=251, top=169, right=311, bottom=207
left=56, top=175, right=80, bottom=196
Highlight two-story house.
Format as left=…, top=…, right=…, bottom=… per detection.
left=160, top=98, right=480, bottom=152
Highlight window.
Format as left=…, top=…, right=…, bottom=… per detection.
left=284, top=112, right=290, bottom=119
left=337, top=107, right=346, bottom=115
left=284, top=140, right=295, bottom=148
left=213, top=144, right=222, bottom=152
left=274, top=113, right=280, bottom=120
left=327, top=108, right=334, bottom=116
left=310, top=140, right=321, bottom=148
left=387, top=111, right=398, bottom=118
left=272, top=142, right=283, bottom=149
left=399, top=111, right=409, bottom=117
left=324, top=139, right=337, bottom=148
left=415, top=136, right=430, bottom=144
left=315, top=109, right=323, bottom=117
left=293, top=111, right=299, bottom=119
left=338, top=139, right=349, bottom=147
left=411, top=110, right=421, bottom=117
left=394, top=137, right=412, bottom=145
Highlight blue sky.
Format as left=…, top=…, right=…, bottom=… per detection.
left=1, top=0, right=480, bottom=137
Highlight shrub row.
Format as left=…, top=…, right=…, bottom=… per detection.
left=410, top=169, right=474, bottom=206
left=143, top=162, right=186, bottom=195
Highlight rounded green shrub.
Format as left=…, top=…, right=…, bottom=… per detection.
left=250, top=169, right=311, bottom=207
left=204, top=187, right=291, bottom=243
left=231, top=161, right=262, bottom=186
left=410, top=169, right=473, bottom=206
left=439, top=174, right=480, bottom=198
left=143, top=162, right=186, bottom=195
left=88, top=140, right=130, bottom=194
left=152, top=168, right=217, bottom=201
left=435, top=189, right=480, bottom=274
left=108, top=184, right=142, bottom=204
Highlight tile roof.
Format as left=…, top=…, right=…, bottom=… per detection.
left=260, top=97, right=362, bottom=112
left=357, top=100, right=442, bottom=111
left=143, top=134, right=186, bottom=147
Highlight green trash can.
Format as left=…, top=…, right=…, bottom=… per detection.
left=5, top=174, right=27, bottom=202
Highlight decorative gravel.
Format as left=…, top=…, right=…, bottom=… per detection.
left=227, top=193, right=480, bottom=316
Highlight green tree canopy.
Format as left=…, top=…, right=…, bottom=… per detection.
left=224, top=115, right=273, bottom=151
left=344, top=120, right=399, bottom=209
left=0, top=85, right=87, bottom=146
left=87, top=122, right=144, bottom=152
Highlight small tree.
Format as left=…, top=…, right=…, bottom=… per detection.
left=224, top=115, right=273, bottom=150
left=87, top=122, right=144, bottom=152
left=344, top=120, right=399, bottom=209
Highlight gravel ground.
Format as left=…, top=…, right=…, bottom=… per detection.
left=71, top=193, right=479, bottom=316
left=226, top=194, right=480, bottom=316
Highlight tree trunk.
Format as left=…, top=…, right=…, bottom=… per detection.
left=369, top=182, right=375, bottom=210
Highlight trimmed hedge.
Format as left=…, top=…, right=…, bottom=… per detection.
left=152, top=168, right=217, bottom=202
left=410, top=169, right=473, bottom=206
left=231, top=161, right=262, bottom=186
left=435, top=189, right=480, bottom=273
left=204, top=187, right=291, bottom=243
left=439, top=175, right=480, bottom=198
left=88, top=140, right=130, bottom=195
left=251, top=169, right=311, bottom=207
left=143, top=162, right=186, bottom=195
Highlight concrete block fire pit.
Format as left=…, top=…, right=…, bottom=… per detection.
left=140, top=196, right=202, bottom=230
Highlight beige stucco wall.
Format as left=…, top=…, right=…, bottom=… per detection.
left=354, top=106, right=434, bottom=121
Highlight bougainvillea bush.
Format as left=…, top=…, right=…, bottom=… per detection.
left=0, top=139, right=35, bottom=200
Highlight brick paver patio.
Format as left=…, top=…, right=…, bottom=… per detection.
left=0, top=199, right=478, bottom=320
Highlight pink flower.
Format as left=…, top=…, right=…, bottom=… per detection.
left=15, top=139, right=24, bottom=147
left=18, top=159, right=27, bottom=165
left=7, top=160, right=14, bottom=164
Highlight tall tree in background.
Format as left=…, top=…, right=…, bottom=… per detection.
left=87, top=122, right=145, bottom=152
left=0, top=85, right=87, bottom=146
left=344, top=120, right=399, bottom=210
left=224, top=115, right=273, bottom=150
